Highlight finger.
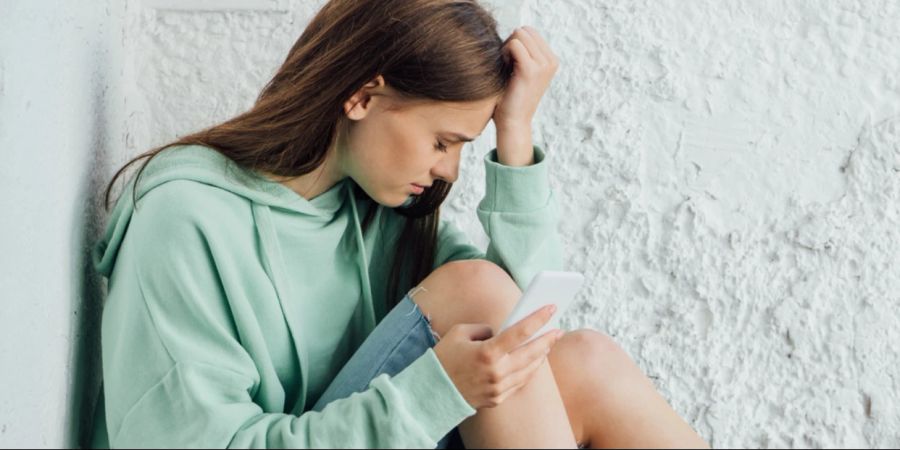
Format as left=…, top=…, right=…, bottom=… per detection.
left=521, top=26, right=557, bottom=66
left=488, top=304, right=555, bottom=354
left=511, top=27, right=548, bottom=66
left=503, top=28, right=535, bottom=60
left=507, top=327, right=561, bottom=370
left=505, top=38, right=534, bottom=69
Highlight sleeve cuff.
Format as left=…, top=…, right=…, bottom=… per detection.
left=481, top=145, right=552, bottom=213
left=386, top=348, right=477, bottom=440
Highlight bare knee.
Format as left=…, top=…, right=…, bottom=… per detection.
left=564, top=329, right=623, bottom=355
left=556, top=329, right=639, bottom=384
left=410, top=259, right=521, bottom=337
left=551, top=329, right=703, bottom=449
left=432, top=259, right=515, bottom=290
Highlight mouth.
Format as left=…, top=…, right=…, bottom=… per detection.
left=410, top=184, right=426, bottom=195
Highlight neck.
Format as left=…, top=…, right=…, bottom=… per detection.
left=259, top=143, right=346, bottom=201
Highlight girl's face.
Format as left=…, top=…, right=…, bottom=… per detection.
left=340, top=77, right=500, bottom=207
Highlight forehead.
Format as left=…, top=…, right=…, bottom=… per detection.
left=405, top=97, right=498, bottom=134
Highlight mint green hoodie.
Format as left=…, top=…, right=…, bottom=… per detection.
left=90, top=143, right=563, bottom=448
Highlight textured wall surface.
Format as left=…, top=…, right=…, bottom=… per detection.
left=0, top=0, right=125, bottom=448
left=122, top=0, right=900, bottom=447
left=522, top=1, right=900, bottom=447
left=3, top=0, right=898, bottom=447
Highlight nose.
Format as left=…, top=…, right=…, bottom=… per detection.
left=431, top=152, right=459, bottom=184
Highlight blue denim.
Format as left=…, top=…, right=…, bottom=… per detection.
left=310, top=287, right=465, bottom=449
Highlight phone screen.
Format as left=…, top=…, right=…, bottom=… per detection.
left=499, top=270, right=585, bottom=344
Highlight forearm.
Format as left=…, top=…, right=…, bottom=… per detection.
left=495, top=122, right=535, bottom=167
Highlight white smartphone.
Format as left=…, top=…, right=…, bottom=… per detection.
left=499, top=270, right=585, bottom=346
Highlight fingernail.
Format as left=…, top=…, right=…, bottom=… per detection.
left=548, top=304, right=557, bottom=314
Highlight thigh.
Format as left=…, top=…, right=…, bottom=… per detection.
left=407, top=259, right=523, bottom=340
left=547, top=329, right=702, bottom=449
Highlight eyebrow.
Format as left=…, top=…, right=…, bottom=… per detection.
left=441, top=132, right=478, bottom=143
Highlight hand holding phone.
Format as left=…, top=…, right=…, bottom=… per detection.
left=499, top=270, right=585, bottom=347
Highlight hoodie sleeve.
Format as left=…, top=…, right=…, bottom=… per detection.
left=434, top=145, right=564, bottom=290
left=99, top=182, right=475, bottom=449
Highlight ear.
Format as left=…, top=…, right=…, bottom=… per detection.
left=343, top=75, right=386, bottom=120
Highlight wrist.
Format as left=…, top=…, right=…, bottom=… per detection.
left=495, top=122, right=534, bottom=167
left=494, top=119, right=532, bottom=134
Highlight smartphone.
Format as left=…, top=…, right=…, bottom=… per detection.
left=499, top=270, right=585, bottom=346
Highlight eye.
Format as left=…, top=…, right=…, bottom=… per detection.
left=434, top=139, right=448, bottom=153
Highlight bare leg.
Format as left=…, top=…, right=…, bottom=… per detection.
left=410, top=261, right=579, bottom=448
left=547, top=330, right=710, bottom=449
left=456, top=360, right=578, bottom=448
left=411, top=261, right=707, bottom=448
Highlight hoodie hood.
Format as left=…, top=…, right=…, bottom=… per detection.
left=93, top=145, right=375, bottom=326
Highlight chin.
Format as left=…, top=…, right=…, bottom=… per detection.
left=355, top=182, right=415, bottom=208
left=397, top=195, right=416, bottom=208
left=382, top=193, right=412, bottom=208
left=369, top=190, right=413, bottom=208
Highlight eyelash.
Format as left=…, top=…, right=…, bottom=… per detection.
left=434, top=140, right=448, bottom=153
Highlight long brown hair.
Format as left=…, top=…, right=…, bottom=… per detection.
left=102, top=0, right=513, bottom=309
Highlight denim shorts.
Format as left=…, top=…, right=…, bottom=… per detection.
left=309, top=286, right=466, bottom=449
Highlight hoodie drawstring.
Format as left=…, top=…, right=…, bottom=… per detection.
left=251, top=203, right=310, bottom=410
left=347, top=187, right=377, bottom=333
left=248, top=185, right=377, bottom=408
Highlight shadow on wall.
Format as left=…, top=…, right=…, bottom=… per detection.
left=65, top=36, right=116, bottom=450
left=69, top=196, right=106, bottom=449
